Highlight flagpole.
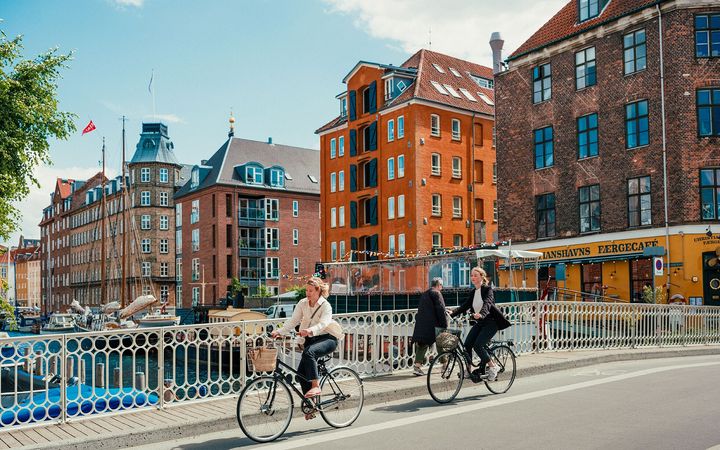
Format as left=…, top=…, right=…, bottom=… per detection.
left=149, top=69, right=156, bottom=121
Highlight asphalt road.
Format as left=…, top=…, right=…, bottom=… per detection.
left=130, top=355, right=720, bottom=450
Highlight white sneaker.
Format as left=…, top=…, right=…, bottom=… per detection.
left=486, top=365, right=500, bottom=381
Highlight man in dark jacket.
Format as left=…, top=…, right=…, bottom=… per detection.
left=411, top=278, right=448, bottom=376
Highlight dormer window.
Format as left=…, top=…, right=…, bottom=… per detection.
left=340, top=96, right=347, bottom=118
left=190, top=167, right=199, bottom=189
left=246, top=166, right=264, bottom=185
left=269, top=168, right=284, bottom=187
left=579, top=0, right=609, bottom=23
left=384, top=78, right=393, bottom=101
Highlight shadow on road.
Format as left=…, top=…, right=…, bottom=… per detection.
left=168, top=426, right=335, bottom=450
left=372, top=390, right=493, bottom=413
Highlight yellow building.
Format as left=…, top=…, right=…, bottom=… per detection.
left=503, top=228, right=720, bottom=305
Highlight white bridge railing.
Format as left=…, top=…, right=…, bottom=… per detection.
left=1, top=301, right=719, bottom=430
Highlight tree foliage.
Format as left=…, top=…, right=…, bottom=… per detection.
left=257, top=284, right=272, bottom=298
left=285, top=284, right=306, bottom=300
left=0, top=30, right=76, bottom=240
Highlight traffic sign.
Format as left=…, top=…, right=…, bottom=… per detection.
left=653, top=257, right=664, bottom=276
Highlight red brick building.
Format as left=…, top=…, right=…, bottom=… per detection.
left=174, top=123, right=320, bottom=306
left=494, top=0, right=720, bottom=303
left=317, top=49, right=497, bottom=264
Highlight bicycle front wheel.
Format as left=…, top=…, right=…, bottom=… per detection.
left=319, top=366, right=364, bottom=428
left=427, top=351, right=464, bottom=404
left=485, top=345, right=516, bottom=394
left=237, top=376, right=293, bottom=443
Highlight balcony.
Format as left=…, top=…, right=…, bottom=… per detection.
left=238, top=207, right=265, bottom=227
left=239, top=238, right=266, bottom=257
left=239, top=267, right=265, bottom=283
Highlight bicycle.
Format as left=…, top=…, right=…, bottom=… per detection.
left=427, top=319, right=517, bottom=404
left=236, top=335, right=364, bottom=443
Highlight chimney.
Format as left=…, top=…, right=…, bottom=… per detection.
left=201, top=160, right=208, bottom=166
left=490, top=32, right=504, bottom=75
left=267, top=137, right=273, bottom=145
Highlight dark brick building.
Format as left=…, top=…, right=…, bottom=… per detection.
left=174, top=121, right=320, bottom=306
left=494, top=0, right=720, bottom=304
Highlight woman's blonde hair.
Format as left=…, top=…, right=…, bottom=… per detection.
left=471, top=266, right=488, bottom=286
left=307, top=276, right=330, bottom=297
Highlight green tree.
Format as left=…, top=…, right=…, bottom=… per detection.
left=228, top=277, right=247, bottom=296
left=257, top=284, right=272, bottom=298
left=285, top=284, right=306, bottom=300
left=0, top=30, right=76, bottom=240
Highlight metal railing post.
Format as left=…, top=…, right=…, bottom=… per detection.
left=158, top=329, right=165, bottom=409
left=60, top=335, right=67, bottom=425
left=240, top=322, right=247, bottom=388
left=371, top=312, right=378, bottom=377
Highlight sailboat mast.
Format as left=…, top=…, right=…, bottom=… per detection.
left=121, top=117, right=127, bottom=309
left=101, top=138, right=107, bottom=305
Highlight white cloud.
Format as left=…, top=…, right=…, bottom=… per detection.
left=322, top=0, right=568, bottom=66
left=2, top=165, right=117, bottom=248
left=114, top=0, right=144, bottom=7
left=143, top=114, right=184, bottom=124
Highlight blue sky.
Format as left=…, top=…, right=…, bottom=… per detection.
left=1, top=0, right=566, bottom=246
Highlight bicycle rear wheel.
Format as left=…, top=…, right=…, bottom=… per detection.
left=427, top=351, right=464, bottom=404
left=237, top=376, right=293, bottom=443
left=318, top=367, right=364, bottom=428
left=485, top=345, right=516, bottom=394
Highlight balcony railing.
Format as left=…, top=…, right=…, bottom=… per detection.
left=239, top=267, right=265, bottom=281
left=238, top=208, right=265, bottom=227
left=239, top=238, right=265, bottom=256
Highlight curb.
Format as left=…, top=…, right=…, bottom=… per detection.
left=28, top=347, right=720, bottom=450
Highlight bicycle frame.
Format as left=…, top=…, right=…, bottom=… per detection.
left=267, top=357, right=346, bottom=412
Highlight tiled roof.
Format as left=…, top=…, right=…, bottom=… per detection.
left=316, top=115, right=347, bottom=134
left=175, top=137, right=320, bottom=198
left=510, top=0, right=666, bottom=59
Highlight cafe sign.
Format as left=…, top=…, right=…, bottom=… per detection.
left=541, top=239, right=660, bottom=261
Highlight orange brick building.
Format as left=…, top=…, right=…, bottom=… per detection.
left=317, top=49, right=497, bottom=262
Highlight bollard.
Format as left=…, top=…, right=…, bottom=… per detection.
left=79, top=359, right=86, bottom=384
left=66, top=357, right=75, bottom=378
left=135, top=371, right=146, bottom=391
left=95, top=363, right=105, bottom=388
left=113, top=367, right=121, bottom=387
left=34, top=352, right=43, bottom=376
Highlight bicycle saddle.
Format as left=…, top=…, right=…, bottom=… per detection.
left=317, top=355, right=332, bottom=365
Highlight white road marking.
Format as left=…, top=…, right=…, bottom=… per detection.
left=264, top=361, right=720, bottom=449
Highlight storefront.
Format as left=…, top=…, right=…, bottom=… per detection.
left=502, top=228, right=720, bottom=305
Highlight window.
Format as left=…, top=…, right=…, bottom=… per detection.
left=453, top=197, right=462, bottom=218
left=293, top=228, right=299, bottom=245
left=452, top=157, right=462, bottom=178
left=493, top=200, right=498, bottom=222
left=339, top=206, right=345, bottom=227
left=459, top=88, right=477, bottom=102
left=451, top=119, right=461, bottom=140
left=579, top=185, right=601, bottom=233
left=159, top=168, right=169, bottom=183
left=159, top=239, right=169, bottom=254
left=340, top=96, right=347, bottom=118
left=160, top=215, right=169, bottom=230
left=432, top=194, right=442, bottom=216
left=444, top=84, right=461, bottom=98
left=534, top=126, right=554, bottom=169
left=398, top=195, right=405, bottom=218
left=697, top=88, right=720, bottom=136
left=265, top=198, right=279, bottom=221
left=630, top=258, right=653, bottom=303
left=431, top=153, right=441, bottom=175
left=696, top=14, right=720, bottom=58
left=246, top=166, right=264, bottom=184
left=293, top=258, right=299, bottom=274
left=578, top=113, right=599, bottom=158
left=160, top=262, right=168, bottom=277
left=141, top=214, right=151, bottom=230
left=532, top=63, right=551, bottom=103
left=339, top=170, right=345, bottom=191
left=432, top=233, right=442, bottom=249
left=330, top=207, right=337, bottom=228
left=388, top=158, right=395, bottom=180
left=140, top=168, right=150, bottom=182
left=474, top=160, right=484, bottom=183
left=330, top=172, right=336, bottom=193
left=493, top=163, right=497, bottom=184
left=430, top=114, right=440, bottom=136
left=398, top=155, right=405, bottom=178
left=398, top=234, right=406, bottom=255
left=192, top=287, right=200, bottom=305
left=331, top=242, right=337, bottom=261
left=449, top=67, right=462, bottom=77
left=700, top=168, right=720, bottom=220
left=141, top=262, right=151, bottom=277
left=431, top=81, right=449, bottom=95
left=226, top=223, right=232, bottom=247
left=141, top=238, right=151, bottom=253
left=388, top=197, right=395, bottom=219
left=388, top=235, right=396, bottom=256
left=432, top=63, right=445, bottom=73
left=339, top=136, right=345, bottom=156
left=388, top=119, right=395, bottom=142
left=265, top=257, right=279, bottom=279
left=575, top=47, right=596, bottom=89
left=192, top=258, right=199, bottom=282
left=626, top=100, right=649, bottom=148
left=265, top=228, right=279, bottom=249
left=385, top=78, right=393, bottom=101
left=628, top=176, right=652, bottom=227
left=330, top=138, right=336, bottom=159
left=190, top=199, right=199, bottom=223
left=398, top=116, right=405, bottom=138
left=140, top=191, right=151, bottom=206
left=292, top=200, right=299, bottom=217
left=269, top=169, right=284, bottom=187
left=579, top=0, right=608, bottom=22
left=536, top=193, right=556, bottom=238
left=623, top=29, right=647, bottom=75
left=191, top=229, right=199, bottom=251
left=159, top=192, right=168, bottom=206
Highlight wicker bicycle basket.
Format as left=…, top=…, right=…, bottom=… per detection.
left=248, top=346, right=278, bottom=372
left=435, top=328, right=462, bottom=353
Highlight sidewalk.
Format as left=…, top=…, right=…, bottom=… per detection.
left=5, top=345, right=720, bottom=450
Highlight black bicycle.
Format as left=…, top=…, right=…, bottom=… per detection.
left=236, top=338, right=364, bottom=443
left=427, top=326, right=517, bottom=403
